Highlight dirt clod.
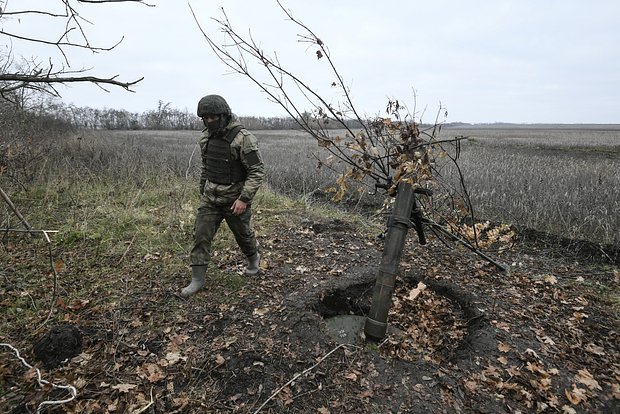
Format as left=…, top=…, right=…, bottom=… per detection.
left=33, top=324, right=82, bottom=369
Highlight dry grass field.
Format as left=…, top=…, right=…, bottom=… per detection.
left=56, top=125, right=619, bottom=247
left=266, top=126, right=620, bottom=247
left=436, top=126, right=620, bottom=247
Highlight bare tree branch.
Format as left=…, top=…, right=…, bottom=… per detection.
left=192, top=2, right=479, bottom=244
left=0, top=0, right=149, bottom=96
left=77, top=0, right=153, bottom=4
left=0, top=73, right=143, bottom=91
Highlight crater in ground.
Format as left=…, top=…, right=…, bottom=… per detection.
left=314, top=275, right=495, bottom=363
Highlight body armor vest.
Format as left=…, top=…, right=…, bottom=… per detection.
left=204, top=125, right=246, bottom=185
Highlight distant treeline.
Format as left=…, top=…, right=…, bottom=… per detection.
left=6, top=99, right=364, bottom=131
left=8, top=96, right=589, bottom=135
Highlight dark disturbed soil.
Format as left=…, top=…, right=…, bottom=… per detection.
left=1, top=208, right=618, bottom=413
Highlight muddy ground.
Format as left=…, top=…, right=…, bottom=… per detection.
left=1, top=209, right=618, bottom=413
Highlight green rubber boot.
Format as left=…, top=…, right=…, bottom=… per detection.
left=180, top=265, right=207, bottom=297
left=245, top=253, right=260, bottom=276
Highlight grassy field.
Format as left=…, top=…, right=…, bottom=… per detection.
left=29, top=126, right=617, bottom=247
left=436, top=126, right=620, bottom=246
left=263, top=126, right=620, bottom=247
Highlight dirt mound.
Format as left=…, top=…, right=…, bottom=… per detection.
left=33, top=324, right=82, bottom=369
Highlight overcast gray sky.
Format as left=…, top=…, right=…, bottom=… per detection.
left=6, top=0, right=620, bottom=123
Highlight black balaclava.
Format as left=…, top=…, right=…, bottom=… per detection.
left=205, top=116, right=221, bottom=135
left=205, top=114, right=230, bottom=136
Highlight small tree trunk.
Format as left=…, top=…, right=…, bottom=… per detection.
left=0, top=185, right=32, bottom=231
left=364, top=182, right=414, bottom=341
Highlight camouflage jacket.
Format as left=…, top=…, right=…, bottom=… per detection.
left=199, top=114, right=265, bottom=205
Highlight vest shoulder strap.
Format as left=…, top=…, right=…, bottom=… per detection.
left=224, top=125, right=244, bottom=143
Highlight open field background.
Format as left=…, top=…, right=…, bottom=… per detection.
left=437, top=126, right=620, bottom=247
left=258, top=126, right=620, bottom=247
left=47, top=125, right=619, bottom=248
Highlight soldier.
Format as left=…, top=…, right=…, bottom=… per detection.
left=181, top=95, right=265, bottom=298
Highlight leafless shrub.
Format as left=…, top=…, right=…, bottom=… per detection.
left=0, top=0, right=149, bottom=99
left=191, top=1, right=480, bottom=251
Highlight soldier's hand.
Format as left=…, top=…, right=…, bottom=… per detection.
left=231, top=199, right=247, bottom=216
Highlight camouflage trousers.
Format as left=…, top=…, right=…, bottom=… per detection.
left=190, top=199, right=258, bottom=266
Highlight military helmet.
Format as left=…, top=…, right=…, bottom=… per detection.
left=197, top=95, right=231, bottom=117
